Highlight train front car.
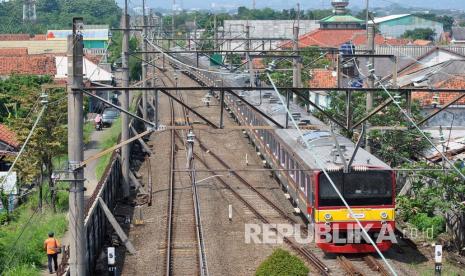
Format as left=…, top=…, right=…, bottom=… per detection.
left=314, top=169, right=396, bottom=253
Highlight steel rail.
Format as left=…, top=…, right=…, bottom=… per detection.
left=162, top=67, right=208, bottom=276
left=337, top=255, right=366, bottom=276
left=165, top=96, right=176, bottom=276
left=183, top=138, right=330, bottom=275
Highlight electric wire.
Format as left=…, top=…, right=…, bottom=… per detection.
left=266, top=71, right=399, bottom=276
left=373, top=73, right=465, bottom=180
left=0, top=105, right=47, bottom=191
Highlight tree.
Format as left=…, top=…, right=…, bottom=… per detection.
left=401, top=28, right=436, bottom=41
left=1, top=76, right=67, bottom=212
left=415, top=13, right=454, bottom=32
left=317, top=91, right=430, bottom=167
left=397, top=162, right=465, bottom=249
left=0, top=0, right=121, bottom=34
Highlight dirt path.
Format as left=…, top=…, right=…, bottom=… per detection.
left=41, top=122, right=110, bottom=275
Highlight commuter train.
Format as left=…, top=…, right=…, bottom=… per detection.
left=173, top=54, right=396, bottom=254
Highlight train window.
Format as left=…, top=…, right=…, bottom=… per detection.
left=300, top=171, right=306, bottom=192
left=289, top=159, right=294, bottom=178
left=318, top=171, right=393, bottom=206
left=296, top=165, right=300, bottom=184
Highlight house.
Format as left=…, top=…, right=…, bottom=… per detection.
left=46, top=25, right=110, bottom=56
left=451, top=27, right=465, bottom=45
left=0, top=124, right=18, bottom=171
left=389, top=47, right=465, bottom=126
left=0, top=48, right=56, bottom=78
left=0, top=48, right=114, bottom=113
left=0, top=34, right=67, bottom=54
left=374, top=14, right=444, bottom=40
left=307, top=69, right=337, bottom=111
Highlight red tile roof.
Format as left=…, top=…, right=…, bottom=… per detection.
left=308, top=69, right=337, bottom=88
left=413, top=39, right=433, bottom=46
left=412, top=76, right=465, bottom=106
left=0, top=48, right=28, bottom=56
left=0, top=34, right=46, bottom=41
left=0, top=55, right=56, bottom=75
left=283, top=29, right=386, bottom=48
left=381, top=38, right=413, bottom=46
left=0, top=124, right=19, bottom=148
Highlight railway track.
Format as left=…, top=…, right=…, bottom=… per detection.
left=158, top=57, right=396, bottom=276
left=164, top=81, right=208, bottom=275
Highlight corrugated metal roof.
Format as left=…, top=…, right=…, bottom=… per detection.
left=374, top=14, right=411, bottom=24
left=320, top=15, right=364, bottom=23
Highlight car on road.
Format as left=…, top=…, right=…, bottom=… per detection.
left=102, top=107, right=120, bottom=127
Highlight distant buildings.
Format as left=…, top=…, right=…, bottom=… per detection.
left=451, top=27, right=465, bottom=45
left=221, top=20, right=319, bottom=51
left=0, top=25, right=110, bottom=56
left=374, top=14, right=444, bottom=40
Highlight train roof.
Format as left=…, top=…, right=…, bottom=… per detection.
left=178, top=54, right=392, bottom=171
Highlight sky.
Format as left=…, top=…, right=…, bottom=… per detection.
left=122, top=0, right=464, bottom=11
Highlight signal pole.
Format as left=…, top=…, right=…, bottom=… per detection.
left=67, top=17, right=87, bottom=275
left=292, top=5, right=302, bottom=101
left=142, top=0, right=148, bottom=121
left=245, top=24, right=254, bottom=87
left=121, top=0, right=130, bottom=197
left=366, top=22, right=375, bottom=153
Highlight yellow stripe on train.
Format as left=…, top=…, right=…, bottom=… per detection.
left=315, top=208, right=395, bottom=223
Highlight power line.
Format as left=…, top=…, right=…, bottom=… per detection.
left=0, top=105, right=47, bottom=191
left=266, top=70, right=399, bottom=276
left=373, top=73, right=465, bottom=180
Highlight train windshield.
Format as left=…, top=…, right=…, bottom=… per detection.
left=318, top=171, right=393, bottom=206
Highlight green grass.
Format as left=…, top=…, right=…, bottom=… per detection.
left=95, top=117, right=121, bottom=179
left=83, top=121, right=94, bottom=145
left=0, top=200, right=67, bottom=275
left=410, top=259, right=464, bottom=276
left=94, top=93, right=140, bottom=180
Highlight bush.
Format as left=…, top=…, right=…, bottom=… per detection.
left=256, top=248, right=309, bottom=276
left=0, top=202, right=67, bottom=273
left=410, top=213, right=445, bottom=239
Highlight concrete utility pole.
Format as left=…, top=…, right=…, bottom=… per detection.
left=213, top=14, right=218, bottom=51
left=121, top=0, right=131, bottom=197
left=172, top=0, right=176, bottom=42
left=245, top=24, right=254, bottom=87
left=67, top=17, right=87, bottom=275
left=366, top=22, right=375, bottom=153
left=292, top=3, right=302, bottom=104
left=142, top=0, right=148, bottom=121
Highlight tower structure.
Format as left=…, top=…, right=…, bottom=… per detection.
left=22, top=0, right=36, bottom=22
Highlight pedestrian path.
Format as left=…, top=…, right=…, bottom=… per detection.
left=41, top=125, right=109, bottom=275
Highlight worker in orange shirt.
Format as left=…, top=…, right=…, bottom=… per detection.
left=44, top=232, right=60, bottom=274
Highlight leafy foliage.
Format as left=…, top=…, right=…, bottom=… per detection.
left=108, top=31, right=141, bottom=81
left=0, top=204, right=67, bottom=274
left=397, top=162, right=465, bottom=246
left=414, top=13, right=454, bottom=32
left=317, top=91, right=430, bottom=167
left=401, top=28, right=436, bottom=41
left=262, top=47, right=331, bottom=87
left=0, top=0, right=121, bottom=34
left=256, top=248, right=309, bottom=276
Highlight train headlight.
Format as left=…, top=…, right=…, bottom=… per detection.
left=324, top=213, right=332, bottom=220
left=380, top=212, right=388, bottom=219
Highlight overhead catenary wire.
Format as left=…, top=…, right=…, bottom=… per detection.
left=0, top=105, right=47, bottom=191
left=265, top=70, right=398, bottom=276
left=373, top=73, right=465, bottom=180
